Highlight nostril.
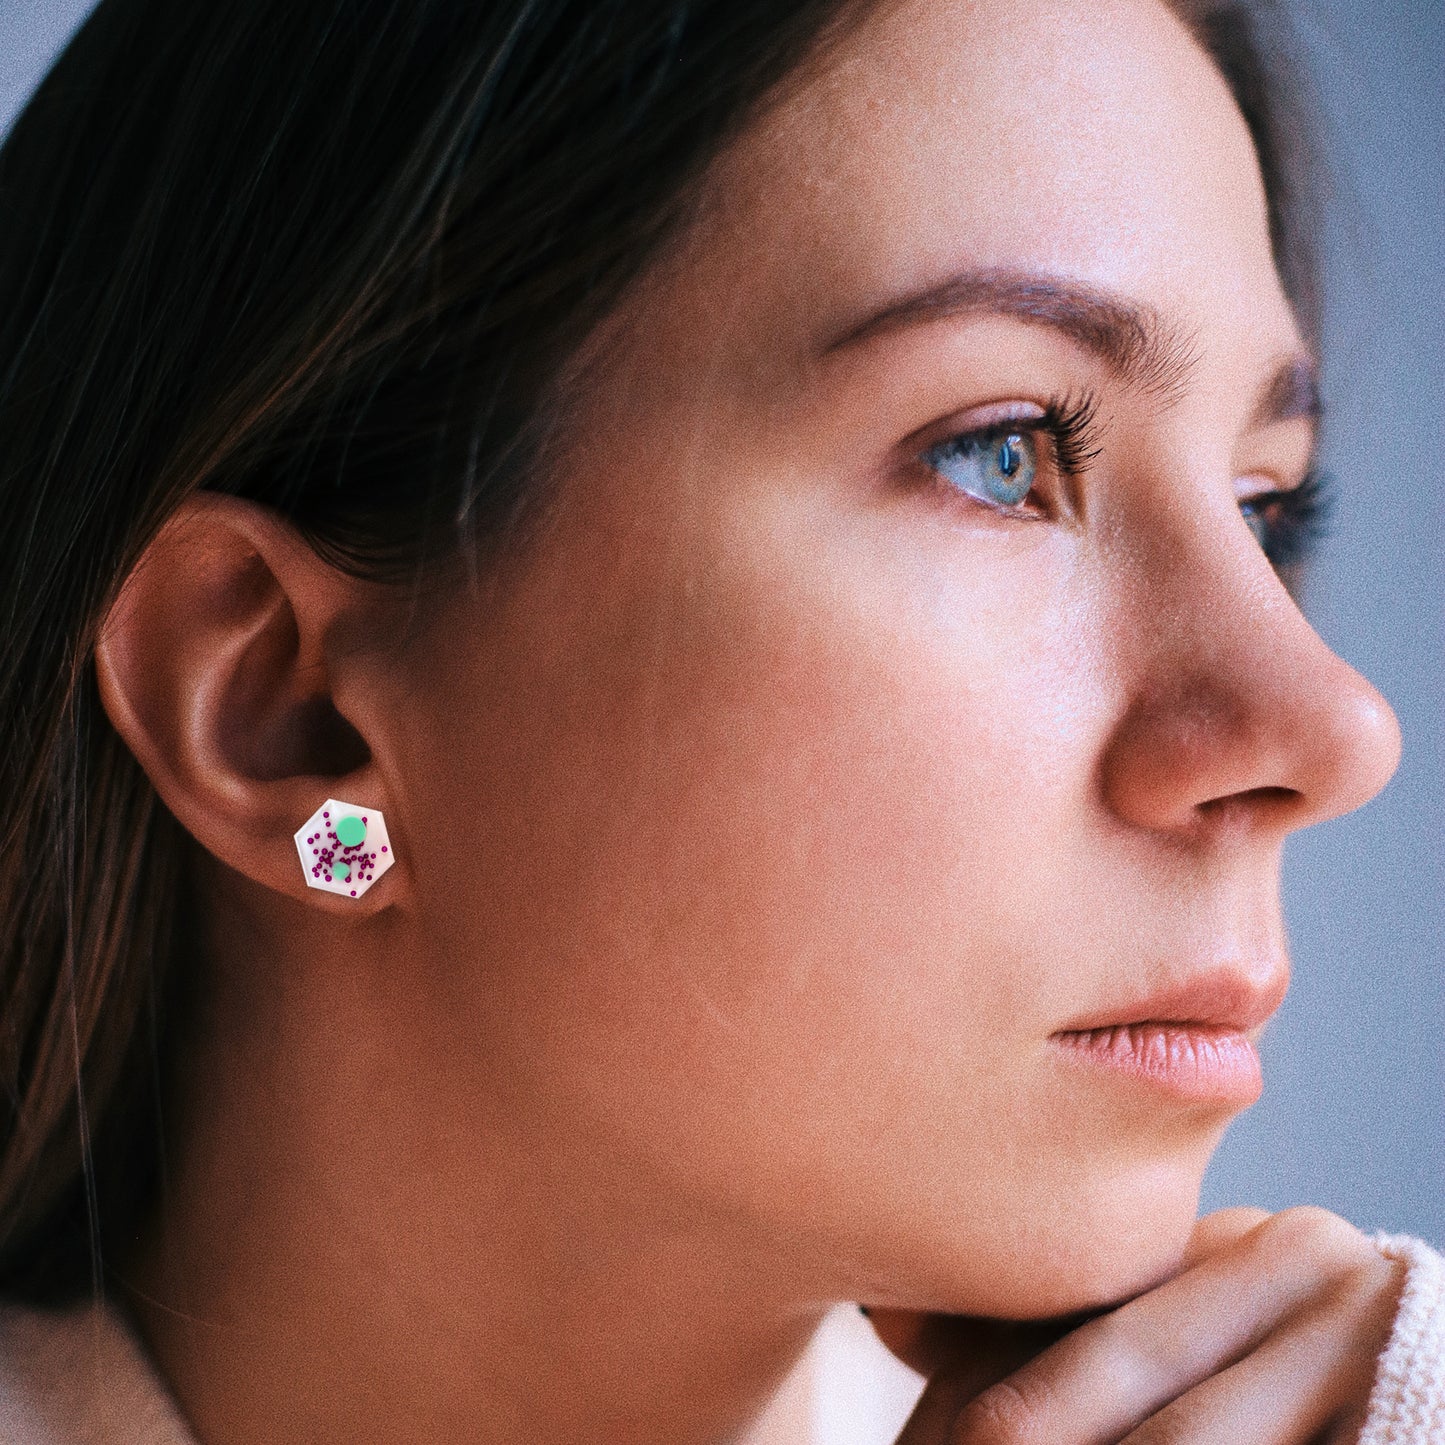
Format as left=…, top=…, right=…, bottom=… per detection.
left=1197, top=785, right=1299, bottom=814
left=1194, top=786, right=1302, bottom=833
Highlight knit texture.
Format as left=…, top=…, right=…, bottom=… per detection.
left=1359, top=1233, right=1445, bottom=1445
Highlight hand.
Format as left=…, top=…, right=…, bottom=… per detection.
left=867, top=1206, right=1407, bottom=1444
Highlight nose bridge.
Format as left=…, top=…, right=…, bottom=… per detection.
left=1101, top=506, right=1401, bottom=836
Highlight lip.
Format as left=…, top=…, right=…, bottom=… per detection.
left=1047, top=964, right=1288, bottom=1107
left=1051, top=963, right=1290, bottom=1038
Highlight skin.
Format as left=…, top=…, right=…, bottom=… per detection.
left=93, top=0, right=1407, bottom=1442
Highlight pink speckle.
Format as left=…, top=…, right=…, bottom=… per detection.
left=381, top=846, right=388, bottom=853
left=350, top=890, right=357, bottom=896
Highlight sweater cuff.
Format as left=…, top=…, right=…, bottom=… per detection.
left=1358, top=1231, right=1445, bottom=1444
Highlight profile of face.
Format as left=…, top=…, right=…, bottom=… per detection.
left=152, top=0, right=1402, bottom=1331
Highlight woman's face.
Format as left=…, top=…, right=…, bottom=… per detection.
left=390, top=0, right=1400, bottom=1316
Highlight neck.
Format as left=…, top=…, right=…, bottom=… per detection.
left=121, top=892, right=827, bottom=1445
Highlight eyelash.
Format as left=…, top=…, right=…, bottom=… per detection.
left=1033, top=390, right=1105, bottom=478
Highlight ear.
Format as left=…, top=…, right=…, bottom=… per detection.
left=95, top=493, right=408, bottom=915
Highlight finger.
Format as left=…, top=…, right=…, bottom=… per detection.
left=886, top=1315, right=1097, bottom=1445
left=1180, top=1207, right=1274, bottom=1271
left=945, top=1208, right=1376, bottom=1445
left=1118, top=1270, right=1402, bottom=1445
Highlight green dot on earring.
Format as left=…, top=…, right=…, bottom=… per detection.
left=335, top=815, right=366, bottom=847
left=331, top=860, right=352, bottom=883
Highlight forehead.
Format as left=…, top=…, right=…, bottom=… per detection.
left=665, top=0, right=1301, bottom=369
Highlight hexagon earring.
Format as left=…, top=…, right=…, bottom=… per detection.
left=294, top=799, right=394, bottom=899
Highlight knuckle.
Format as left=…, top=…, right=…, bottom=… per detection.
left=1206, top=1204, right=1273, bottom=1232
left=950, top=1379, right=1048, bottom=1445
left=1322, top=1250, right=1407, bottom=1326
left=1096, top=1334, right=1153, bottom=1400
left=1263, top=1206, right=1369, bottom=1268
left=1226, top=1205, right=1274, bottom=1236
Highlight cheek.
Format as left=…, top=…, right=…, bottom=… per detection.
left=401, top=476, right=1203, bottom=1312
left=537, top=491, right=1091, bottom=1012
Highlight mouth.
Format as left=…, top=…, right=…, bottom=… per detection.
left=1046, top=964, right=1288, bottom=1107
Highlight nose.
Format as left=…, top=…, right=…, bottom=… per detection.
left=1099, top=528, right=1402, bottom=840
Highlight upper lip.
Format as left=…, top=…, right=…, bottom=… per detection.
left=1052, top=962, right=1290, bottom=1037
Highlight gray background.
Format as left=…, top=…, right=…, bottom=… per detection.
left=2, top=0, right=1441, bottom=1243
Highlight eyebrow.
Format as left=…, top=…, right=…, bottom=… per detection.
left=822, top=266, right=1321, bottom=431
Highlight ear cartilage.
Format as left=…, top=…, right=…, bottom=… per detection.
left=294, top=799, right=394, bottom=898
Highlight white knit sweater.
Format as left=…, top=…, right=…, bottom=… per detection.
left=1358, top=1235, right=1445, bottom=1445
left=1, top=1231, right=1441, bottom=1444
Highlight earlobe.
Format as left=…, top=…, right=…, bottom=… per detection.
left=94, top=493, right=402, bottom=912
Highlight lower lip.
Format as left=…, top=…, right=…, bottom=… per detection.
left=1049, top=1023, right=1263, bottom=1106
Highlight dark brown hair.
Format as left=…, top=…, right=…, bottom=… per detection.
left=0, top=0, right=1320, bottom=1304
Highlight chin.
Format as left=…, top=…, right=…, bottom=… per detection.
left=887, top=1156, right=1212, bottom=1322
left=1000, top=1169, right=1208, bottom=1320
left=1023, top=1234, right=1193, bottom=1320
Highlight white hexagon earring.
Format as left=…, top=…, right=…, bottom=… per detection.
left=294, top=799, right=394, bottom=898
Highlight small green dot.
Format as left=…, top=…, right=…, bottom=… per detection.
left=331, top=860, right=352, bottom=882
left=335, top=815, right=366, bottom=847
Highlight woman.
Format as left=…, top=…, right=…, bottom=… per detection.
left=0, top=0, right=1439, bottom=1441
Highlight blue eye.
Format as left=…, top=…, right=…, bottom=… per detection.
left=1239, top=470, right=1334, bottom=569
left=921, top=429, right=1038, bottom=508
